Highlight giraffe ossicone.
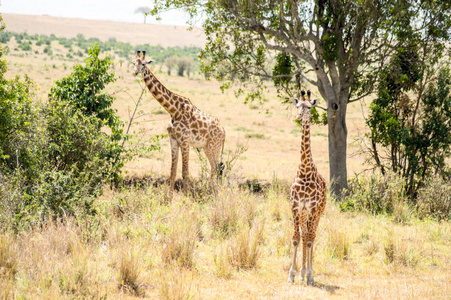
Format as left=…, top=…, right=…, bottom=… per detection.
left=288, top=90, right=327, bottom=285
left=133, top=50, right=226, bottom=197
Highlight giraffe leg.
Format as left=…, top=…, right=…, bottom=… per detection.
left=216, top=132, right=226, bottom=179
left=204, top=144, right=217, bottom=179
left=288, top=208, right=301, bottom=283
left=168, top=134, right=179, bottom=199
left=306, top=214, right=321, bottom=286
left=180, top=143, right=190, bottom=194
left=300, top=211, right=308, bottom=281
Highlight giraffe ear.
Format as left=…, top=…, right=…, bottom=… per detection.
left=291, top=98, right=298, bottom=105
left=311, top=99, right=319, bottom=106
left=145, top=60, right=153, bottom=65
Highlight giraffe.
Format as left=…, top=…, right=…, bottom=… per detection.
left=132, top=50, right=226, bottom=197
left=288, top=90, right=327, bottom=285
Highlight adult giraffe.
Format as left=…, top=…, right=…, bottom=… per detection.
left=133, top=50, right=225, bottom=197
left=288, top=90, right=327, bottom=285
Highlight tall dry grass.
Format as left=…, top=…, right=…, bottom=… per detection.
left=0, top=178, right=449, bottom=299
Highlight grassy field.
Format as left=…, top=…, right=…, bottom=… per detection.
left=1, top=14, right=450, bottom=299
left=1, top=183, right=450, bottom=299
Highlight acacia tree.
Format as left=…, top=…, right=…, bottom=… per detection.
left=135, top=7, right=151, bottom=23
left=151, top=0, right=450, bottom=198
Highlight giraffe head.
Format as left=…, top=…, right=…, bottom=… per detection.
left=292, top=90, right=319, bottom=122
left=132, top=50, right=153, bottom=76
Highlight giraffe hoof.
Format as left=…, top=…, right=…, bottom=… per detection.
left=288, top=267, right=296, bottom=283
left=301, top=268, right=306, bottom=281
left=307, top=276, right=314, bottom=286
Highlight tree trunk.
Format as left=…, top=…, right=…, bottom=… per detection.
left=327, top=93, right=348, bottom=199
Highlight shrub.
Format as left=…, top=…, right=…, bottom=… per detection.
left=416, top=176, right=451, bottom=221
left=43, top=45, right=52, bottom=55
left=18, top=41, right=32, bottom=51
left=49, top=43, right=128, bottom=183
left=0, top=42, right=127, bottom=229
left=343, top=172, right=451, bottom=221
left=341, top=173, right=407, bottom=216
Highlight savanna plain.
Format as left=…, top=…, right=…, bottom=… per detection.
left=1, top=13, right=450, bottom=299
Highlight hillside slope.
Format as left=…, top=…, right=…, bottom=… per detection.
left=2, top=13, right=206, bottom=47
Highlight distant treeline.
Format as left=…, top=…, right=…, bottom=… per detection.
left=0, top=31, right=201, bottom=64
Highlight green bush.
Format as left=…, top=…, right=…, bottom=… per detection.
left=49, top=44, right=128, bottom=183
left=343, top=172, right=451, bottom=221
left=18, top=42, right=32, bottom=51
left=341, top=173, right=407, bottom=216
left=0, top=40, right=129, bottom=229
left=0, top=48, right=43, bottom=181
left=416, top=176, right=451, bottom=221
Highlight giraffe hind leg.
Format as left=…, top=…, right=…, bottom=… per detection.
left=168, top=134, right=179, bottom=199
left=180, top=143, right=190, bottom=194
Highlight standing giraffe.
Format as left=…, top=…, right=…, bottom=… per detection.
left=288, top=90, right=327, bottom=285
left=132, top=50, right=225, bottom=197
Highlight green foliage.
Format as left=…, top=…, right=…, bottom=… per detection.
left=366, top=39, right=451, bottom=197
left=50, top=45, right=117, bottom=127
left=342, top=173, right=407, bottom=216
left=0, top=37, right=42, bottom=180
left=49, top=44, right=127, bottom=183
left=18, top=41, right=32, bottom=51
left=322, top=32, right=338, bottom=62
left=416, top=175, right=451, bottom=221
left=342, top=172, right=451, bottom=221
left=272, top=53, right=297, bottom=100
left=0, top=40, right=128, bottom=229
left=0, top=31, right=202, bottom=69
left=175, top=56, right=193, bottom=76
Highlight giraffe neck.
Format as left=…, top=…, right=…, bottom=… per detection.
left=141, top=67, right=190, bottom=116
left=300, top=119, right=314, bottom=171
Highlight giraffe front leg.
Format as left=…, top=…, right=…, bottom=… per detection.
left=306, top=215, right=321, bottom=286
left=306, top=240, right=314, bottom=286
left=288, top=208, right=301, bottom=283
left=301, top=231, right=308, bottom=282
left=299, top=211, right=308, bottom=282
left=204, top=145, right=217, bottom=180
left=169, top=134, right=179, bottom=199
left=180, top=143, right=190, bottom=195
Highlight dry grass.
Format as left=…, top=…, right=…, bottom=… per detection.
left=327, top=228, right=351, bottom=261
left=161, top=204, right=199, bottom=269
left=0, top=182, right=449, bottom=299
left=157, top=265, right=194, bottom=300
left=213, top=243, right=233, bottom=279
left=118, top=246, right=142, bottom=296
left=227, top=220, right=264, bottom=270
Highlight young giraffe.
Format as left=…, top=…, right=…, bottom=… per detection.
left=288, top=90, right=327, bottom=285
left=132, top=50, right=225, bottom=197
